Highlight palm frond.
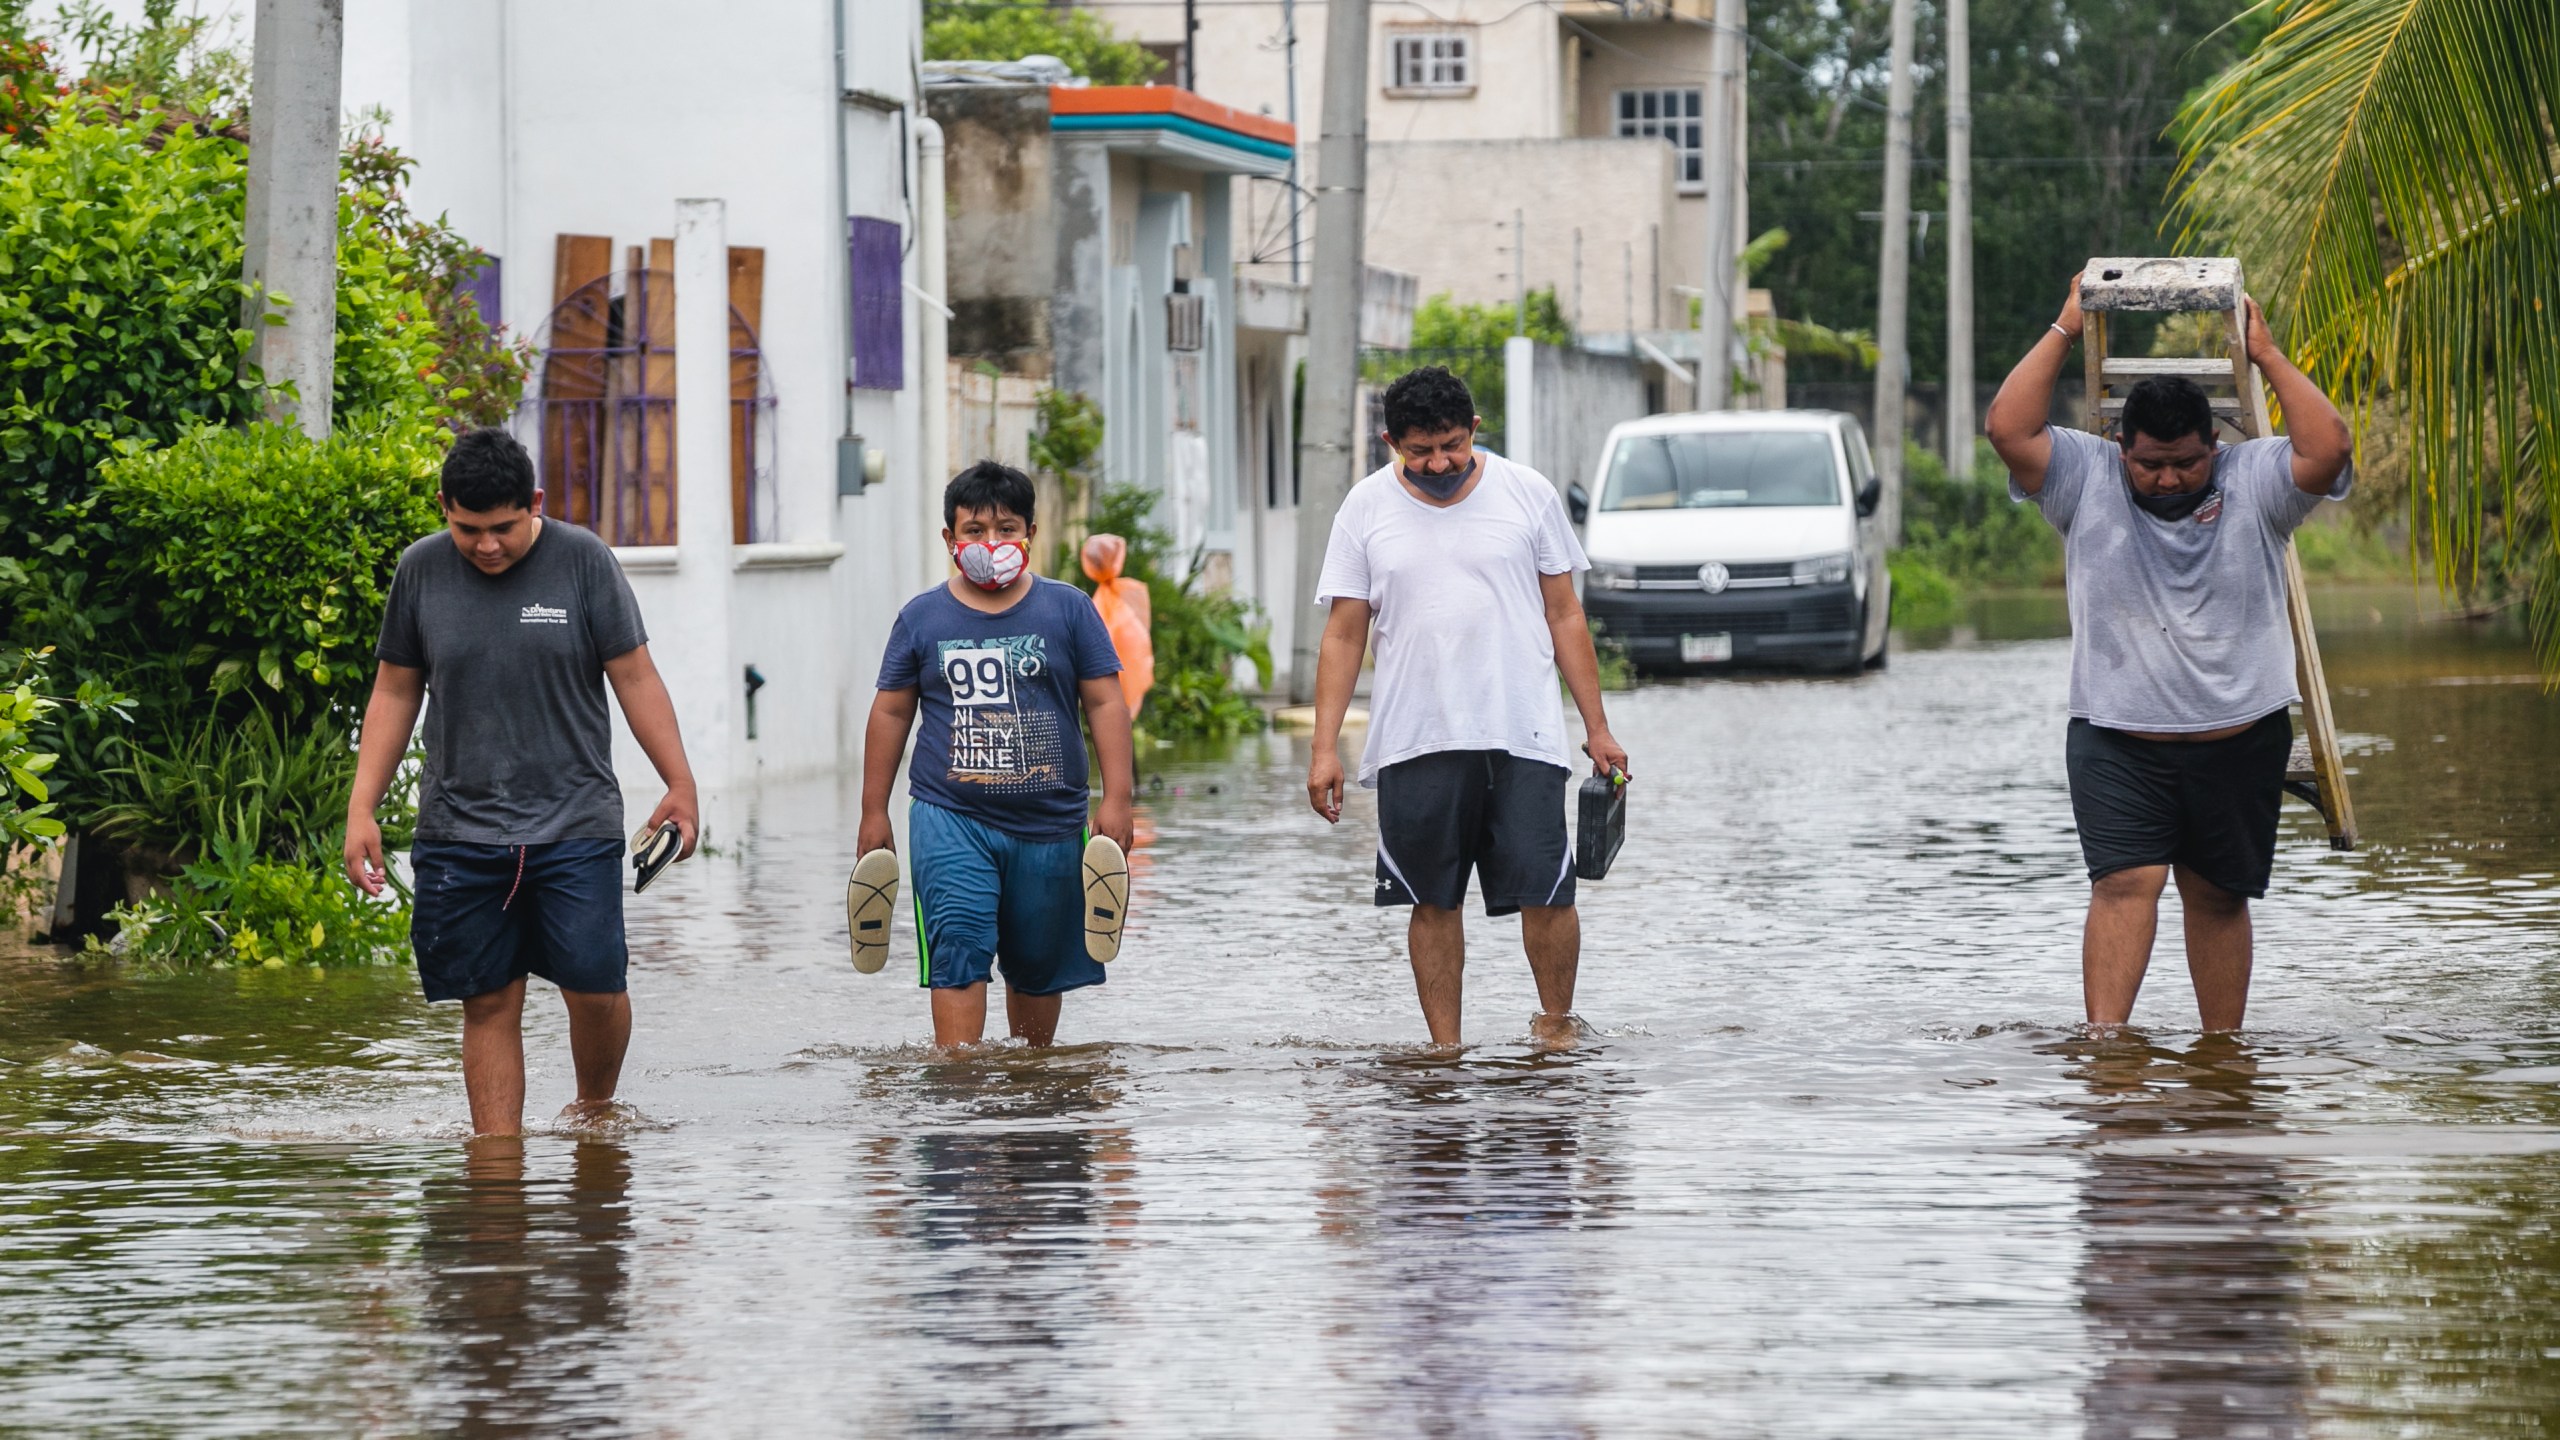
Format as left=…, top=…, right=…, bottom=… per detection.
left=2173, top=0, right=2560, bottom=668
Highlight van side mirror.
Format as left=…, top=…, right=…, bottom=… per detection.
left=1567, top=482, right=1590, bottom=525
left=1855, top=475, right=1883, bottom=517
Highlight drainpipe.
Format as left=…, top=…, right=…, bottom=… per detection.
left=917, top=115, right=950, bottom=592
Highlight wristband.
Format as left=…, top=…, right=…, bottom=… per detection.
left=2049, top=323, right=2072, bottom=341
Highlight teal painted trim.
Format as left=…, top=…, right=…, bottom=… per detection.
left=1049, top=112, right=1295, bottom=164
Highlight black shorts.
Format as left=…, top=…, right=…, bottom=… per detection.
left=410, top=838, right=630, bottom=1002
left=2065, top=711, right=2290, bottom=898
left=1375, top=750, right=1575, bottom=916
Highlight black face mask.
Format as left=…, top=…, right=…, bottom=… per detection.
left=2130, top=480, right=2216, bottom=521
left=1404, top=456, right=1476, bottom=501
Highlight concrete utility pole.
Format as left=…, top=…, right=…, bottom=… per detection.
left=1283, top=0, right=1301, bottom=283
left=241, top=0, right=345, bottom=438
left=1696, top=0, right=1744, bottom=410
left=1288, top=0, right=1371, bottom=703
left=1872, top=0, right=1917, bottom=538
left=1512, top=208, right=1526, bottom=333
left=1944, top=0, right=1974, bottom=477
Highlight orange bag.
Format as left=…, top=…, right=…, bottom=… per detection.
left=1081, top=533, right=1155, bottom=714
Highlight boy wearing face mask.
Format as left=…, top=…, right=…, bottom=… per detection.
left=1986, top=281, right=2354, bottom=1033
left=852, top=461, right=1137, bottom=1048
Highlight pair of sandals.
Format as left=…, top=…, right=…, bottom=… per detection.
left=844, top=836, right=1129, bottom=975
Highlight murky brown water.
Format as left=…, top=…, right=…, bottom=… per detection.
left=5, top=584, right=2560, bottom=1436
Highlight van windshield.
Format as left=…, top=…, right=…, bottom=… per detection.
left=1598, top=431, right=1841, bottom=511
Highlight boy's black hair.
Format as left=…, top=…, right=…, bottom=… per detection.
left=1380, top=366, right=1477, bottom=442
left=440, top=426, right=539, bottom=512
left=944, top=459, right=1037, bottom=529
left=2118, top=376, right=2217, bottom=447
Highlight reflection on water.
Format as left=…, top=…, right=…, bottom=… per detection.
left=420, top=1140, right=634, bottom=1438
left=1309, top=1054, right=1624, bottom=1439
left=0, top=585, right=2558, bottom=1434
left=865, top=1050, right=1136, bottom=1436
left=2058, top=1038, right=2308, bottom=1439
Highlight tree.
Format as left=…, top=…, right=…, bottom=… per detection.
left=1749, top=0, right=2249, bottom=388
left=923, top=2, right=1165, bottom=86
left=2172, top=0, right=2559, bottom=665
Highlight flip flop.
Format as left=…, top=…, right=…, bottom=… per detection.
left=1082, top=835, right=1130, bottom=964
left=631, top=821, right=683, bottom=894
left=845, top=848, right=900, bottom=975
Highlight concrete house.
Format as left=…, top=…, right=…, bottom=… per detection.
left=79, top=0, right=949, bottom=798
left=1074, top=0, right=1742, bottom=349
left=926, top=75, right=1310, bottom=659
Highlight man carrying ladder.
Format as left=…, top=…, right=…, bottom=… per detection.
left=1986, top=264, right=2354, bottom=1032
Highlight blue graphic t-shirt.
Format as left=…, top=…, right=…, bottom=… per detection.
left=877, top=577, right=1124, bottom=839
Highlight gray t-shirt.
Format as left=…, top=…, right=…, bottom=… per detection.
left=2013, top=427, right=2350, bottom=733
left=375, top=521, right=648, bottom=843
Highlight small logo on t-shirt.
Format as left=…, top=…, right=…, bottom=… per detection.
left=519, top=603, right=570, bottom=625
left=2194, top=493, right=2223, bottom=525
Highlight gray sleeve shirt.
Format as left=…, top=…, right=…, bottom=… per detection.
left=2012, top=427, right=2350, bottom=733
left=375, top=521, right=648, bottom=844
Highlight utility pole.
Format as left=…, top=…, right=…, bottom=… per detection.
left=1943, top=0, right=1974, bottom=477
left=1283, top=0, right=1301, bottom=283
left=1696, top=0, right=1744, bottom=410
left=1288, top=0, right=1371, bottom=703
left=241, top=0, right=345, bottom=438
left=1872, top=0, right=1917, bottom=539
left=1513, top=208, right=1527, bottom=333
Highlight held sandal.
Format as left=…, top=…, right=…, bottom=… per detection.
left=1082, top=835, right=1130, bottom=964
left=845, top=848, right=900, bottom=975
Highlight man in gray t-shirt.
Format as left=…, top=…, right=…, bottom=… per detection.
left=1986, top=281, right=2353, bottom=1034
left=343, top=428, right=700, bottom=1136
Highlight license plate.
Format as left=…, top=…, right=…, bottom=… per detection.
left=1681, top=633, right=1733, bottom=664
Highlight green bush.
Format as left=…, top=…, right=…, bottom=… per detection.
left=0, top=100, right=451, bottom=695
left=99, top=833, right=407, bottom=971
left=98, top=421, right=444, bottom=714
left=1072, top=484, right=1272, bottom=740
left=1887, top=551, right=1963, bottom=630
left=1896, top=440, right=2062, bottom=590
left=86, top=701, right=407, bottom=870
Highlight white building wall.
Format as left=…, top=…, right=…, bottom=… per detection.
left=36, top=0, right=934, bottom=794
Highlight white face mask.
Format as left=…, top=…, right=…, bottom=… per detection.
left=952, top=539, right=1028, bottom=591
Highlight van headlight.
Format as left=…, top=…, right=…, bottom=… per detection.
left=1591, top=562, right=1639, bottom=591
left=1792, top=551, right=1853, bottom=585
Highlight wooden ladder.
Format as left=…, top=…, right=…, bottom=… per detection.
left=2076, top=256, right=2358, bottom=851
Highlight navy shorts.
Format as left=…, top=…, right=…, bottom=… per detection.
left=409, top=838, right=630, bottom=1002
left=1375, top=749, right=1576, bottom=916
left=908, top=800, right=1105, bottom=996
left=2065, top=711, right=2291, bottom=899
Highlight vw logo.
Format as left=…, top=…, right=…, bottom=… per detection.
left=1698, top=562, right=1730, bottom=594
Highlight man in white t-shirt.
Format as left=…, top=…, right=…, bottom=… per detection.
left=1307, top=366, right=1632, bottom=1047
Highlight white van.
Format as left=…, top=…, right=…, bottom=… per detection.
left=1574, top=410, right=1890, bottom=672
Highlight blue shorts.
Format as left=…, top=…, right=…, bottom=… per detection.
left=409, top=838, right=630, bottom=1002
left=909, top=800, right=1105, bottom=996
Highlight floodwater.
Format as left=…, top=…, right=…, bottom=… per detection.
left=5, top=585, right=2560, bottom=1437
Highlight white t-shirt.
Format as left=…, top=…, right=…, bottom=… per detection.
left=1315, top=451, right=1590, bottom=785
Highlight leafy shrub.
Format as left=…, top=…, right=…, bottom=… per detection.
left=100, top=833, right=407, bottom=971
left=1887, top=552, right=1963, bottom=630
left=341, top=133, right=531, bottom=429
left=0, top=102, right=259, bottom=561
left=1896, top=440, right=2062, bottom=590
left=924, top=1, right=1164, bottom=85
left=86, top=701, right=408, bottom=870
left=97, top=421, right=445, bottom=713
left=0, top=101, right=450, bottom=692
left=0, top=33, right=65, bottom=140
left=1071, top=484, right=1272, bottom=740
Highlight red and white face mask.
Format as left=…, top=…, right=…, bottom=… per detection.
left=952, top=539, right=1029, bottom=592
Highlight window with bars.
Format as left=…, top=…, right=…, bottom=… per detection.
left=1388, top=32, right=1473, bottom=92
left=1616, top=87, right=1705, bottom=190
